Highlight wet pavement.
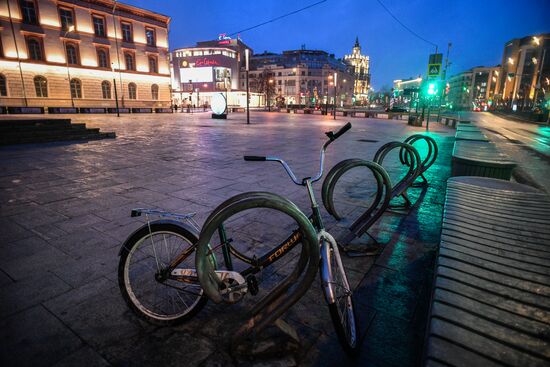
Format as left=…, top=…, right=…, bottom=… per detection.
left=0, top=111, right=455, bottom=366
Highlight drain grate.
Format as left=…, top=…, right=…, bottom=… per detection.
left=357, top=139, right=379, bottom=143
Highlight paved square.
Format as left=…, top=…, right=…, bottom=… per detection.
left=0, top=112, right=454, bottom=366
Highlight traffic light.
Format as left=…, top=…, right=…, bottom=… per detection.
left=427, top=82, right=437, bottom=96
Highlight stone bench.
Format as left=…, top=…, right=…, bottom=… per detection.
left=455, top=130, right=489, bottom=142
left=452, top=140, right=516, bottom=179
left=424, top=176, right=550, bottom=367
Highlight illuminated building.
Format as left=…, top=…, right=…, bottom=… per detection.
left=497, top=33, right=549, bottom=110
left=0, top=0, right=171, bottom=111
left=170, top=36, right=259, bottom=107
left=447, top=66, right=500, bottom=110
left=344, top=37, right=370, bottom=104
left=243, top=48, right=355, bottom=107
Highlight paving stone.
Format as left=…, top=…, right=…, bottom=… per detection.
left=51, top=346, right=110, bottom=367
left=0, top=306, right=82, bottom=367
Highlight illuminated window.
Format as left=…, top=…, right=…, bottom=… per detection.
left=70, top=78, right=82, bottom=98
left=124, top=52, right=135, bottom=71
left=34, top=76, right=47, bottom=97
left=0, top=74, right=6, bottom=96
left=128, top=83, right=137, bottom=99
left=92, top=15, right=106, bottom=37
left=148, top=56, right=157, bottom=73
left=101, top=81, right=111, bottom=99
left=151, top=84, right=158, bottom=100
left=97, top=48, right=109, bottom=68
left=65, top=43, right=79, bottom=65
left=20, top=0, right=38, bottom=25
left=145, top=28, right=156, bottom=46
left=58, top=8, right=74, bottom=31
left=26, top=37, right=43, bottom=61
left=121, top=22, right=133, bottom=42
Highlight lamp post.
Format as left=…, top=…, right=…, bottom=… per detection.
left=111, top=63, right=120, bottom=117
left=245, top=49, right=250, bottom=124
left=64, top=25, right=75, bottom=108
left=333, top=72, right=337, bottom=120
left=6, top=0, right=28, bottom=107
left=326, top=74, right=333, bottom=115
left=267, top=78, right=274, bottom=111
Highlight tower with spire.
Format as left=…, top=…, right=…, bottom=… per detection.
left=344, top=37, right=371, bottom=104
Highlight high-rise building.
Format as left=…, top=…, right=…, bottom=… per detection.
left=344, top=37, right=370, bottom=104
left=496, top=33, right=549, bottom=110
left=447, top=66, right=500, bottom=110
left=244, top=49, right=355, bottom=107
left=0, top=0, right=171, bottom=111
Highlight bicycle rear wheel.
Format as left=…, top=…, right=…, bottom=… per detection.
left=321, top=239, right=359, bottom=354
left=118, top=222, right=208, bottom=325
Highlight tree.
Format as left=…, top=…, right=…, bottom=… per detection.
left=250, top=70, right=276, bottom=109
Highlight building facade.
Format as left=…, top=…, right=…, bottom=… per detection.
left=170, top=36, right=254, bottom=107
left=497, top=33, right=549, bottom=110
left=447, top=66, right=500, bottom=110
left=0, top=0, right=171, bottom=110
left=244, top=49, right=355, bottom=107
left=344, top=37, right=370, bottom=104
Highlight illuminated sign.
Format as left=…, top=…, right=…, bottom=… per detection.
left=181, top=60, right=189, bottom=67
left=195, top=58, right=220, bottom=67
left=180, top=67, right=213, bottom=83
left=218, top=33, right=231, bottom=41
left=211, top=93, right=227, bottom=115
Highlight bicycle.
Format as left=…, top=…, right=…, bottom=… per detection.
left=195, top=122, right=358, bottom=353
left=117, top=122, right=358, bottom=354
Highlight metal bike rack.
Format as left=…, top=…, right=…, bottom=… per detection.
left=321, top=136, right=439, bottom=255
left=195, top=191, right=320, bottom=347
left=399, top=134, right=438, bottom=187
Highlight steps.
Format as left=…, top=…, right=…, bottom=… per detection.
left=0, top=119, right=116, bottom=145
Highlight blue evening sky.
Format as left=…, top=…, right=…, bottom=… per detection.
left=124, top=0, right=549, bottom=89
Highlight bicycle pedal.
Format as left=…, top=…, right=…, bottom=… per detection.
left=246, top=275, right=259, bottom=296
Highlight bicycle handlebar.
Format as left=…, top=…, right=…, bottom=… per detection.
left=325, top=122, right=352, bottom=142
left=243, top=122, right=352, bottom=185
left=244, top=156, right=266, bottom=161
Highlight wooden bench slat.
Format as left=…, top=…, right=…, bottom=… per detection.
left=435, top=274, right=550, bottom=324
left=426, top=335, right=502, bottom=367
left=430, top=304, right=550, bottom=362
left=444, top=201, right=549, bottom=225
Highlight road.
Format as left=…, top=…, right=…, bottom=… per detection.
left=458, top=111, right=550, bottom=194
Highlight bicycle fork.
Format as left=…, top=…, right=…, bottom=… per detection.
left=319, top=231, right=351, bottom=305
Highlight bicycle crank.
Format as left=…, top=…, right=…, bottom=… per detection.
left=171, top=269, right=248, bottom=304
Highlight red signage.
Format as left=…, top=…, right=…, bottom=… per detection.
left=195, top=58, right=220, bottom=67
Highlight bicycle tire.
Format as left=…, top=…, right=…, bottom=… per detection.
left=118, top=221, right=208, bottom=325
left=323, top=240, right=359, bottom=355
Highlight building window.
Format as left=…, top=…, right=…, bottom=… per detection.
left=151, top=84, right=158, bottom=100
left=26, top=37, right=43, bottom=61
left=0, top=74, right=7, bottom=96
left=34, top=75, right=47, bottom=97
left=124, top=52, right=135, bottom=71
left=96, top=48, right=109, bottom=68
left=121, top=22, right=133, bottom=42
left=70, top=78, right=82, bottom=98
left=101, top=80, right=111, bottom=99
left=20, top=0, right=38, bottom=25
left=148, top=56, right=157, bottom=73
left=145, top=28, right=155, bottom=46
left=128, top=82, right=137, bottom=99
left=92, top=15, right=106, bottom=37
left=65, top=43, right=79, bottom=65
left=58, top=7, right=74, bottom=31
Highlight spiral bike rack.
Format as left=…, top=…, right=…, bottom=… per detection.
left=195, top=191, right=320, bottom=348
left=321, top=135, right=438, bottom=256
left=399, top=134, right=438, bottom=187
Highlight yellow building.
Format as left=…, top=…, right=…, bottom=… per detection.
left=344, top=37, right=370, bottom=104
left=0, top=0, right=171, bottom=111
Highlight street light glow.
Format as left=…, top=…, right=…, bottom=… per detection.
left=533, top=36, right=540, bottom=46
left=532, top=57, right=538, bottom=65
left=508, top=57, right=514, bottom=65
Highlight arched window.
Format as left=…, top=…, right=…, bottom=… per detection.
left=0, top=74, right=7, bottom=96
left=151, top=84, right=158, bottom=100
left=65, top=43, right=79, bottom=65
left=70, top=78, right=82, bottom=98
left=128, top=82, right=137, bottom=99
left=101, top=81, right=111, bottom=99
left=124, top=52, right=135, bottom=71
left=97, top=49, right=109, bottom=68
left=34, top=75, right=47, bottom=97
left=27, top=38, right=42, bottom=61
left=148, top=56, right=157, bottom=73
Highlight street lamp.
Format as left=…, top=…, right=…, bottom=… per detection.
left=245, top=48, right=250, bottom=124
left=64, top=25, right=75, bottom=108
left=111, top=62, right=120, bottom=117
left=267, top=79, right=274, bottom=111
left=333, top=72, right=337, bottom=120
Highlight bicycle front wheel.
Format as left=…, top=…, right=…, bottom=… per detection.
left=118, top=222, right=207, bottom=325
left=321, top=240, right=359, bottom=354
